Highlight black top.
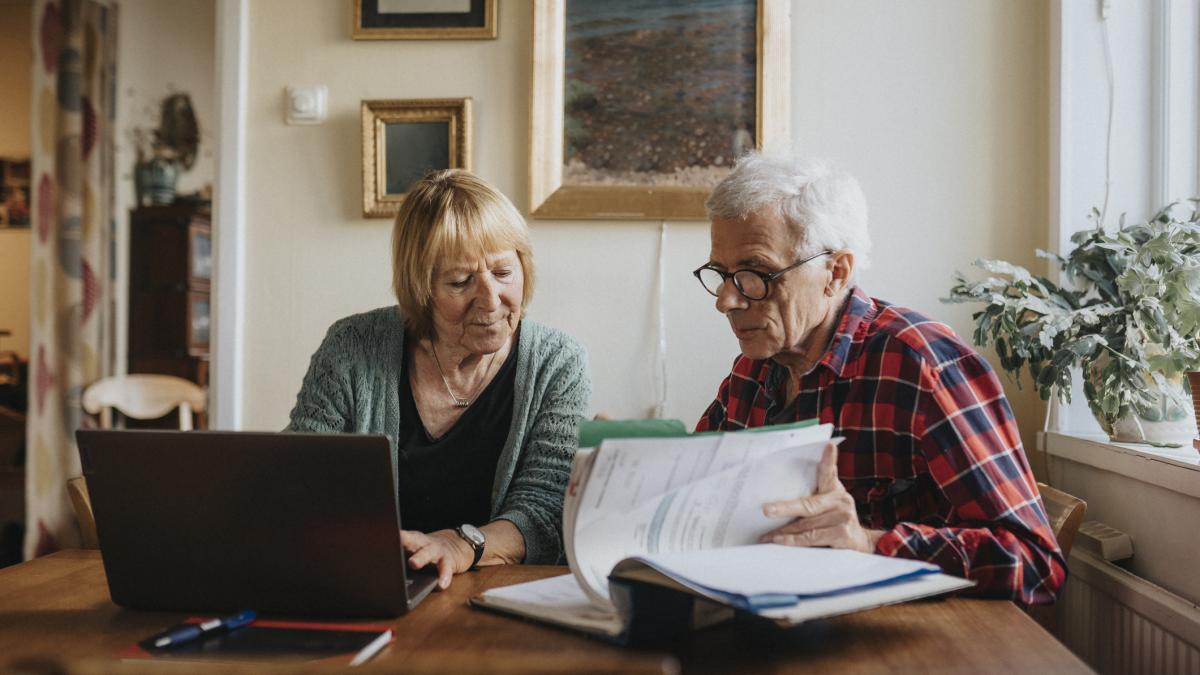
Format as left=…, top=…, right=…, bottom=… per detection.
left=396, top=339, right=518, bottom=533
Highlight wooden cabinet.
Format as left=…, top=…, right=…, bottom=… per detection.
left=127, top=205, right=211, bottom=390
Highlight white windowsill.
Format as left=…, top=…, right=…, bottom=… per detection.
left=1039, top=432, right=1200, bottom=499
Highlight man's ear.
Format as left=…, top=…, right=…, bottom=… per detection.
left=826, top=251, right=855, bottom=296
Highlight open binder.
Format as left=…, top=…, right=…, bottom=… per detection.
left=471, top=419, right=973, bottom=645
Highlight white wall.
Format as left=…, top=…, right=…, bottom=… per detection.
left=789, top=1, right=1049, bottom=462
left=239, top=0, right=1049, bottom=460
left=0, top=230, right=31, bottom=359
left=114, top=0, right=216, bottom=374
left=0, top=0, right=32, bottom=158
left=0, top=0, right=32, bottom=359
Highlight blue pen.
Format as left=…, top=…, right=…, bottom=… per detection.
left=152, top=610, right=257, bottom=648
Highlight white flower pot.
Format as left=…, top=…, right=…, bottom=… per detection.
left=1103, top=375, right=1198, bottom=446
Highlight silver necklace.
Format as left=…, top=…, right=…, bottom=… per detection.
left=430, top=343, right=497, bottom=408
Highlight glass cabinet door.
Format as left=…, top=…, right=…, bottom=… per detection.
left=188, top=292, right=210, bottom=355
left=189, top=225, right=212, bottom=287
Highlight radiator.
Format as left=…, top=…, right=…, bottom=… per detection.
left=1059, top=548, right=1200, bottom=674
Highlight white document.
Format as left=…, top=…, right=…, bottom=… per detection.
left=567, top=424, right=835, bottom=605
left=475, top=573, right=624, bottom=637
left=476, top=556, right=973, bottom=633
left=756, top=573, right=976, bottom=624
left=620, top=544, right=941, bottom=598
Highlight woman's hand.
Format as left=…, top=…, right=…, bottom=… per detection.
left=759, top=442, right=885, bottom=554
left=400, top=529, right=475, bottom=589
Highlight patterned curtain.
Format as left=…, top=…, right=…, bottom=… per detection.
left=25, top=0, right=117, bottom=558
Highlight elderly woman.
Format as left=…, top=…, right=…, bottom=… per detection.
left=693, top=152, right=1065, bottom=604
left=287, top=170, right=590, bottom=589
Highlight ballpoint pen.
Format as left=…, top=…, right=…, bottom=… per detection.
left=151, top=609, right=257, bottom=648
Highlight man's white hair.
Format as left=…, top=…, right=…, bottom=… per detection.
left=706, top=153, right=871, bottom=272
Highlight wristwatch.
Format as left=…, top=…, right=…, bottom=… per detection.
left=455, top=523, right=486, bottom=570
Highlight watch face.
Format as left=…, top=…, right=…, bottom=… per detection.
left=460, top=524, right=485, bottom=547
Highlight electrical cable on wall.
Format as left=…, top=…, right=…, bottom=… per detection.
left=1099, top=2, right=1116, bottom=227
left=652, top=221, right=669, bottom=419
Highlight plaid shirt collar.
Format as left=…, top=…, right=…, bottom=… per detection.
left=767, top=286, right=876, bottom=379
left=816, top=286, right=877, bottom=378
left=761, top=287, right=876, bottom=414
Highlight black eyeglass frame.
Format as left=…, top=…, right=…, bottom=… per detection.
left=692, top=250, right=835, bottom=301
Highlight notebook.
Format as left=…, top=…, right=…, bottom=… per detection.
left=122, top=618, right=394, bottom=666
left=75, top=429, right=438, bottom=617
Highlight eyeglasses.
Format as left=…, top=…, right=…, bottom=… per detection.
left=692, top=250, right=834, bottom=301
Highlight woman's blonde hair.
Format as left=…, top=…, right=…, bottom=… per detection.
left=391, top=169, right=535, bottom=339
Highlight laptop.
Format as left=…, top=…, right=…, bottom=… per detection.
left=75, top=430, right=438, bottom=617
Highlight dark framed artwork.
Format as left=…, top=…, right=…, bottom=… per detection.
left=0, top=158, right=32, bottom=228
left=361, top=98, right=472, bottom=218
left=529, top=0, right=789, bottom=220
left=353, top=0, right=497, bottom=40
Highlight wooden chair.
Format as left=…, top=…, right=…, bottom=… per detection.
left=1028, top=482, right=1087, bottom=635
left=66, top=477, right=99, bottom=550
left=1038, top=482, right=1087, bottom=560
left=0, top=406, right=25, bottom=545
left=69, top=375, right=206, bottom=549
left=81, top=374, right=206, bottom=430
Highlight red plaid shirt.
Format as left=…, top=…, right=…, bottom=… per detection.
left=697, top=287, right=1066, bottom=604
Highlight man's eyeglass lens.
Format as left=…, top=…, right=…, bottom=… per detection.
left=697, top=268, right=768, bottom=300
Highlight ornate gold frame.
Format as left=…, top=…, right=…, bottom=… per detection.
left=361, top=98, right=472, bottom=218
left=352, top=0, right=497, bottom=40
left=529, top=0, right=790, bottom=220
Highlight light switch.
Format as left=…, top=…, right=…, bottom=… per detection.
left=285, top=85, right=327, bottom=125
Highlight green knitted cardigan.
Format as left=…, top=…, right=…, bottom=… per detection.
left=286, top=307, right=591, bottom=564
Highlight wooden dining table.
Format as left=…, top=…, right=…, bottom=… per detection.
left=0, top=550, right=1092, bottom=674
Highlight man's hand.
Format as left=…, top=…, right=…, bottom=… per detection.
left=759, top=442, right=884, bottom=554
left=401, top=529, right=475, bottom=589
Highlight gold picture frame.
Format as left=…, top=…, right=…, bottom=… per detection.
left=353, top=0, right=497, bottom=40
left=361, top=98, right=472, bottom=218
left=529, top=0, right=789, bottom=220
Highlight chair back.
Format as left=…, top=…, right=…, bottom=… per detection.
left=67, top=477, right=99, bottom=550
left=73, top=375, right=205, bottom=548
left=1038, top=481, right=1087, bottom=559
left=1026, top=482, right=1086, bottom=636
left=81, top=374, right=206, bottom=430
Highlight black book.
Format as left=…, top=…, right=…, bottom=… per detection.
left=125, top=618, right=394, bottom=666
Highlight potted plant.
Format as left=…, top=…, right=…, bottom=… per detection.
left=945, top=200, right=1200, bottom=447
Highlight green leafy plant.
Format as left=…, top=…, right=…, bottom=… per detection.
left=944, top=200, right=1200, bottom=435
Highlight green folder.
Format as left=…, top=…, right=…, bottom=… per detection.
left=577, top=418, right=818, bottom=449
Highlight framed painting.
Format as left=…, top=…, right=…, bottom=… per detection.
left=361, top=98, right=472, bottom=218
left=0, top=158, right=32, bottom=228
left=529, top=0, right=789, bottom=220
left=353, top=0, right=497, bottom=40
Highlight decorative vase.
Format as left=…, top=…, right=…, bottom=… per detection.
left=136, top=157, right=178, bottom=206
left=1103, top=374, right=1198, bottom=446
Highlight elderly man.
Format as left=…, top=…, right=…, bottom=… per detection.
left=693, top=153, right=1065, bottom=604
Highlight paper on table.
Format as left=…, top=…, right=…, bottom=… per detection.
left=627, top=544, right=940, bottom=599
left=756, top=573, right=976, bottom=625
left=473, top=574, right=623, bottom=636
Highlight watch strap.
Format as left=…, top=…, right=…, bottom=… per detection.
left=455, top=525, right=485, bottom=570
